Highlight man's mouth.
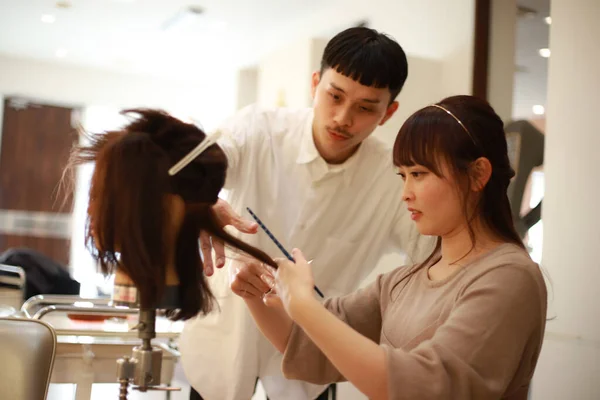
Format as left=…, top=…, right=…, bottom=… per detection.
left=327, top=129, right=351, bottom=141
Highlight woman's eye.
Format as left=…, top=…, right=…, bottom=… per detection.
left=411, top=171, right=429, bottom=179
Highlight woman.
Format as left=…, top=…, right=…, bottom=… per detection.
left=232, top=95, right=547, bottom=399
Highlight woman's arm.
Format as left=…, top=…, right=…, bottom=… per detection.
left=245, top=296, right=293, bottom=353
left=289, top=296, right=389, bottom=399
left=229, top=255, right=294, bottom=352
left=274, top=249, right=388, bottom=398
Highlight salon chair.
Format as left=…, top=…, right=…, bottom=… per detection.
left=0, top=317, right=57, bottom=400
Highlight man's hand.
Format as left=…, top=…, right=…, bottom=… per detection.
left=200, top=199, right=259, bottom=276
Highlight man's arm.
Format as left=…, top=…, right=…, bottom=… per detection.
left=199, top=105, right=263, bottom=275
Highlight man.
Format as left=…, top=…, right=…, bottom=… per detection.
left=180, top=26, right=433, bottom=400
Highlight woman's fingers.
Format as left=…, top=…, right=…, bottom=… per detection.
left=230, top=258, right=273, bottom=297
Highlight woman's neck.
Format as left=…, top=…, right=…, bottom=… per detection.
left=439, top=219, right=503, bottom=266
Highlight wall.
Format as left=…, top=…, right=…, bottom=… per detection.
left=255, top=37, right=327, bottom=109
left=531, top=1, right=600, bottom=399
left=236, top=67, right=259, bottom=110
left=257, top=38, right=312, bottom=108
left=435, top=0, right=476, bottom=98
left=487, top=0, right=517, bottom=122
left=0, top=55, right=237, bottom=130
left=376, top=56, right=444, bottom=146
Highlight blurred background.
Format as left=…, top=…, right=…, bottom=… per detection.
left=0, top=0, right=597, bottom=399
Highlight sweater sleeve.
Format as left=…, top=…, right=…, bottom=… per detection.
left=281, top=273, right=386, bottom=384
left=383, top=265, right=546, bottom=400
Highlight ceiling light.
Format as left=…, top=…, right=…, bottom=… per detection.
left=538, top=48, right=551, bottom=58
left=545, top=16, right=552, bottom=25
left=41, top=14, right=56, bottom=24
left=55, top=48, right=68, bottom=58
left=532, top=105, right=545, bottom=115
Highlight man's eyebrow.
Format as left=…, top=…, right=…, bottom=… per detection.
left=330, top=82, right=346, bottom=93
left=330, top=82, right=381, bottom=104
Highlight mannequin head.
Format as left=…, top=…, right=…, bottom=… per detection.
left=68, top=109, right=275, bottom=320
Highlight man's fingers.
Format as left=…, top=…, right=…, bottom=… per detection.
left=213, top=199, right=258, bottom=234
left=213, top=238, right=226, bottom=269
left=231, top=216, right=259, bottom=234
left=199, top=231, right=214, bottom=276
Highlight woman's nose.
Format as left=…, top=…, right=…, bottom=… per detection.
left=401, top=182, right=414, bottom=202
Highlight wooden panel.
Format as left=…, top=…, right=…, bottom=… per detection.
left=472, top=0, right=491, bottom=100
left=0, top=98, right=77, bottom=265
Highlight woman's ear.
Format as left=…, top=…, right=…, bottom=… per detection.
left=470, top=157, right=492, bottom=192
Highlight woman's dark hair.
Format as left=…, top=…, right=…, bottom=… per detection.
left=393, top=95, right=524, bottom=263
left=66, top=109, right=276, bottom=320
left=320, top=26, right=408, bottom=102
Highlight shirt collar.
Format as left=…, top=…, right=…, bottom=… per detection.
left=296, top=110, right=320, bottom=165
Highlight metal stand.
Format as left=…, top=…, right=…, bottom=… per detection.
left=115, top=308, right=181, bottom=399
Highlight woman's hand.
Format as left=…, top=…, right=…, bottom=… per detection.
left=230, top=255, right=275, bottom=299
left=269, top=248, right=316, bottom=318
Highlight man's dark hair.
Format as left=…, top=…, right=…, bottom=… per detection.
left=320, top=27, right=408, bottom=102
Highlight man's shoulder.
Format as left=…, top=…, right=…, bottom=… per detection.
left=358, top=136, right=395, bottom=171
left=228, top=104, right=311, bottom=133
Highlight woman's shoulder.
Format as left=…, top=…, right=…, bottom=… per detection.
left=472, top=243, right=540, bottom=273
left=464, top=243, right=547, bottom=296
